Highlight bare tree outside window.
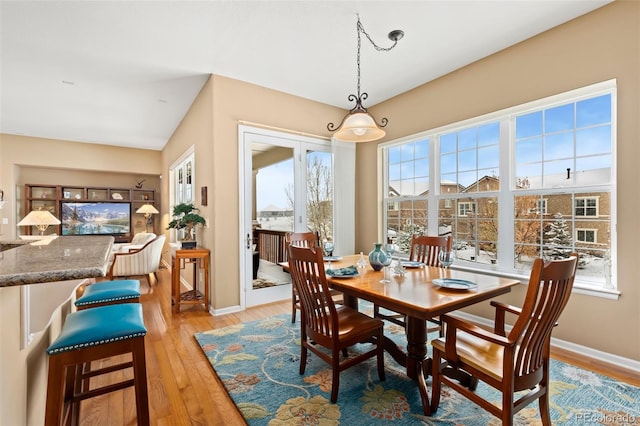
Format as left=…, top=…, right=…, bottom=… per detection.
left=285, top=154, right=333, bottom=243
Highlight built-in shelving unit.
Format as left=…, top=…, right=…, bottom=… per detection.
left=24, top=184, right=157, bottom=242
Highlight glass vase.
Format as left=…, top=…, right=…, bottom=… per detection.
left=368, top=243, right=389, bottom=272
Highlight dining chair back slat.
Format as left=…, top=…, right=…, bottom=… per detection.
left=409, top=235, right=452, bottom=266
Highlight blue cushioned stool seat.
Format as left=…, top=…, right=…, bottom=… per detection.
left=45, top=303, right=149, bottom=425
left=75, top=279, right=141, bottom=309
left=47, top=303, right=147, bottom=354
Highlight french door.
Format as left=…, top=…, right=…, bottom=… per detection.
left=239, top=125, right=334, bottom=307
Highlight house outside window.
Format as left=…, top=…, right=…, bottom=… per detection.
left=381, top=80, right=615, bottom=290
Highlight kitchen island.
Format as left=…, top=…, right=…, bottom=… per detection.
left=0, top=235, right=114, bottom=286
left=0, top=235, right=114, bottom=425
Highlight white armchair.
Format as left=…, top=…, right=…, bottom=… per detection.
left=111, top=232, right=156, bottom=254
left=108, top=235, right=166, bottom=286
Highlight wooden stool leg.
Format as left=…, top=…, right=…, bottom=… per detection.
left=45, top=355, right=67, bottom=426
left=70, top=363, right=85, bottom=425
left=132, top=337, right=150, bottom=426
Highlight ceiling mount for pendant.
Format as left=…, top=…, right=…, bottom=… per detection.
left=328, top=15, right=404, bottom=142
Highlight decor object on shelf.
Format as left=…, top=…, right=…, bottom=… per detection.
left=17, top=209, right=61, bottom=235
left=167, top=203, right=206, bottom=249
left=135, top=179, right=146, bottom=189
left=327, top=15, right=404, bottom=142
left=136, top=204, right=159, bottom=233
left=112, top=192, right=123, bottom=200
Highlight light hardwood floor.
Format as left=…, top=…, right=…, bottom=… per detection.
left=78, top=265, right=639, bottom=425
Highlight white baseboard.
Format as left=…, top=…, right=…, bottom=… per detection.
left=210, top=304, right=243, bottom=316
left=453, top=311, right=640, bottom=374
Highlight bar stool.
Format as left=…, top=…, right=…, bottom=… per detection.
left=75, top=279, right=141, bottom=310
left=45, top=303, right=149, bottom=426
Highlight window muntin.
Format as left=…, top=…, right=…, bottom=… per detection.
left=382, top=81, right=615, bottom=290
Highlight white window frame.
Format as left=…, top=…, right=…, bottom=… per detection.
left=169, top=146, right=195, bottom=242
left=379, top=79, right=617, bottom=297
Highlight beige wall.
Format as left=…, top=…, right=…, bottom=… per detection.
left=162, top=74, right=344, bottom=309
left=357, top=1, right=639, bottom=361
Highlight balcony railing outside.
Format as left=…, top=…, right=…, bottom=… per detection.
left=254, top=228, right=288, bottom=264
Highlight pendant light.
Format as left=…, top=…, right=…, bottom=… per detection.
left=328, top=15, right=404, bottom=142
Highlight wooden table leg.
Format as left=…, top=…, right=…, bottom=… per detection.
left=406, top=316, right=431, bottom=415
left=171, top=255, right=178, bottom=313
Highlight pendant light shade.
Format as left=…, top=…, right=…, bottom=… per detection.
left=332, top=112, right=386, bottom=142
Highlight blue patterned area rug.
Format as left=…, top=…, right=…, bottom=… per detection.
left=194, top=309, right=640, bottom=425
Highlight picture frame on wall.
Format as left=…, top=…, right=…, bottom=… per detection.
left=201, top=186, right=208, bottom=206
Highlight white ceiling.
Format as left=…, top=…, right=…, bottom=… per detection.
left=0, top=1, right=611, bottom=151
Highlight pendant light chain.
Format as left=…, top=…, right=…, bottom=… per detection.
left=355, top=15, right=402, bottom=99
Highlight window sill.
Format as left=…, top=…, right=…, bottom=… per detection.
left=451, top=264, right=620, bottom=300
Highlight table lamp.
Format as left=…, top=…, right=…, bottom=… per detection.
left=17, top=209, right=61, bottom=235
left=136, top=204, right=159, bottom=232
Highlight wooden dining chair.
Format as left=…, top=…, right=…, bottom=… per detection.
left=374, top=235, right=452, bottom=332
left=288, top=244, right=386, bottom=403
left=409, top=235, right=452, bottom=266
left=430, top=253, right=579, bottom=425
left=286, top=232, right=342, bottom=323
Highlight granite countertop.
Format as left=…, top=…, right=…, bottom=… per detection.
left=0, top=236, right=114, bottom=287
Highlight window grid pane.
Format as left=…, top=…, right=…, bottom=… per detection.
left=440, top=122, right=500, bottom=193
left=385, top=199, right=427, bottom=255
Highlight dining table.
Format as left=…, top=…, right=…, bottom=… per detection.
left=284, top=254, right=521, bottom=415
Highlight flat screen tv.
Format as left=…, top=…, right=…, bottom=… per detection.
left=61, top=202, right=131, bottom=237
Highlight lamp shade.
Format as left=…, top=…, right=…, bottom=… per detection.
left=17, top=210, right=61, bottom=227
left=18, top=210, right=61, bottom=235
left=332, top=112, right=386, bottom=142
left=136, top=204, right=159, bottom=215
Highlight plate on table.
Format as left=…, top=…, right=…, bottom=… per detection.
left=432, top=278, right=478, bottom=290
left=400, top=260, right=424, bottom=268
left=326, top=266, right=359, bottom=278
left=323, top=256, right=343, bottom=262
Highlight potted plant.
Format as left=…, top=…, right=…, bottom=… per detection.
left=167, top=203, right=206, bottom=249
